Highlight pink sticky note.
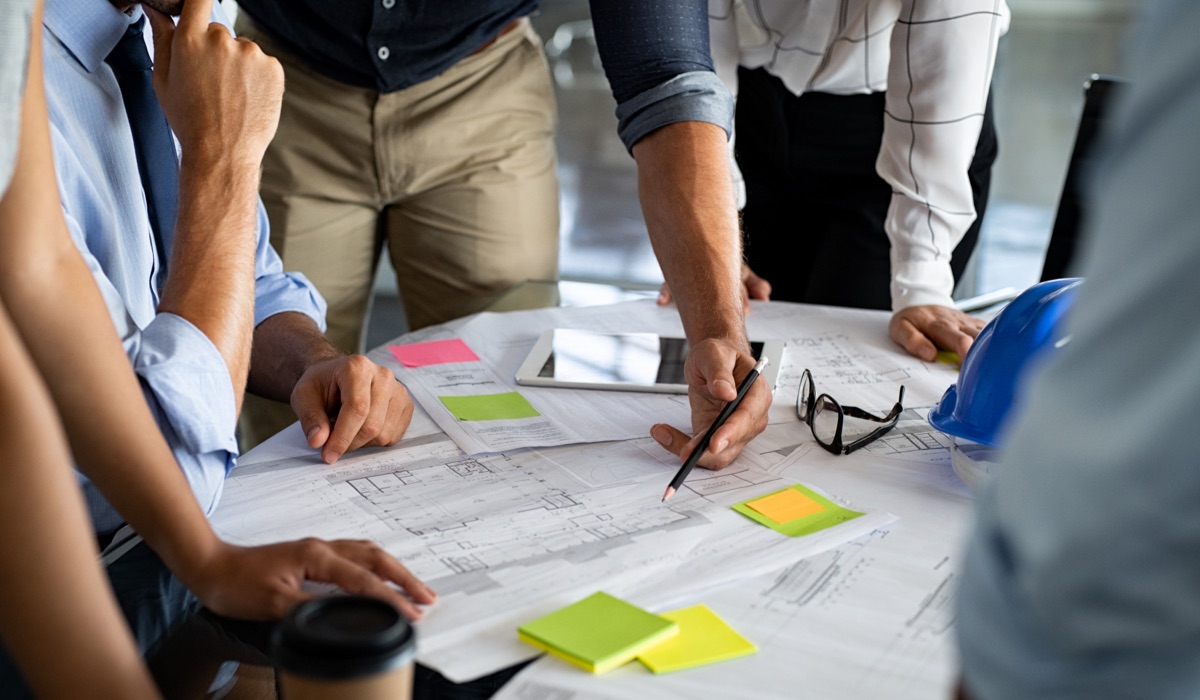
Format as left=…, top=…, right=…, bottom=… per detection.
left=389, top=338, right=481, bottom=368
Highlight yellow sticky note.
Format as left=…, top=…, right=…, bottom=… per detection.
left=745, top=488, right=825, bottom=523
left=637, top=605, right=757, bottom=674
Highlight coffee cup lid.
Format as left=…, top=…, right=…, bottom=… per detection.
left=272, top=596, right=415, bottom=679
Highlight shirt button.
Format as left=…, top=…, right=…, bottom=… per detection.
left=382, top=0, right=395, bottom=7
left=377, top=45, right=391, bottom=61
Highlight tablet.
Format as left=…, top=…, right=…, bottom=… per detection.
left=515, top=329, right=784, bottom=395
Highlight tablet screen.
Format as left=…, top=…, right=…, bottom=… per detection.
left=516, top=329, right=780, bottom=394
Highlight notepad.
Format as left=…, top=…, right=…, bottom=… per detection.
left=518, top=592, right=679, bottom=674
left=637, top=605, right=757, bottom=674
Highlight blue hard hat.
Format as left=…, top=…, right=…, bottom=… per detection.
left=928, top=278, right=1083, bottom=447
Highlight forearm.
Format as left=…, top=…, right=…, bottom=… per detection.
left=157, top=157, right=261, bottom=411
left=0, top=310, right=157, bottom=699
left=0, top=25, right=223, bottom=592
left=632, top=121, right=747, bottom=347
left=247, top=310, right=343, bottom=403
left=0, top=9, right=156, bottom=694
left=881, top=0, right=1007, bottom=310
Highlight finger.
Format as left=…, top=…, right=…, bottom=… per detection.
left=291, top=381, right=332, bottom=450
left=651, top=423, right=692, bottom=459
left=696, top=381, right=770, bottom=468
left=742, top=265, right=772, bottom=301
left=692, top=350, right=739, bottom=403
left=745, top=274, right=772, bottom=301
left=356, top=545, right=439, bottom=605
left=373, top=381, right=414, bottom=447
left=889, top=316, right=937, bottom=362
left=657, top=284, right=672, bottom=306
left=346, top=374, right=388, bottom=453
left=310, top=552, right=425, bottom=621
left=145, top=7, right=174, bottom=82
left=177, top=0, right=215, bottom=33
left=323, top=373, right=369, bottom=463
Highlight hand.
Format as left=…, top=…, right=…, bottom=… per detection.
left=146, top=0, right=284, bottom=167
left=889, top=305, right=986, bottom=361
left=650, top=338, right=770, bottom=470
left=291, top=355, right=414, bottom=464
left=185, top=539, right=437, bottom=621
left=658, top=263, right=772, bottom=313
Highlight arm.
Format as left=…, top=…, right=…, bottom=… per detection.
left=590, top=0, right=770, bottom=468
left=957, top=4, right=1200, bottom=695
left=0, top=6, right=156, bottom=695
left=147, top=1, right=283, bottom=415
left=0, top=0, right=433, bottom=622
left=880, top=1, right=1008, bottom=360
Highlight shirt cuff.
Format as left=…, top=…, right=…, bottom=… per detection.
left=890, top=258, right=957, bottom=311
left=254, top=270, right=327, bottom=331
left=615, top=71, right=734, bottom=154
left=135, top=312, right=240, bottom=456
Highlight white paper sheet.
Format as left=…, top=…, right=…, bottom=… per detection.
left=211, top=422, right=892, bottom=682
left=495, top=421, right=976, bottom=699
left=215, top=299, right=969, bottom=687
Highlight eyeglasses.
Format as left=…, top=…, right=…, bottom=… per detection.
left=796, top=369, right=905, bottom=455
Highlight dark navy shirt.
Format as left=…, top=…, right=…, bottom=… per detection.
left=236, top=0, right=731, bottom=150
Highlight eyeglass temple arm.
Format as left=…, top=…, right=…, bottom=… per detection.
left=840, top=386, right=906, bottom=424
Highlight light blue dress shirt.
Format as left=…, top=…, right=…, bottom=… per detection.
left=955, top=0, right=1200, bottom=696
left=41, top=0, right=327, bottom=533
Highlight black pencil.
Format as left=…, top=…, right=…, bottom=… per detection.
left=662, top=357, right=768, bottom=502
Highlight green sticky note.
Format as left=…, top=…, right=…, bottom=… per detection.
left=936, top=350, right=962, bottom=369
left=637, top=604, right=757, bottom=674
left=518, top=592, right=679, bottom=674
left=732, top=484, right=863, bottom=537
left=439, top=392, right=540, bottom=421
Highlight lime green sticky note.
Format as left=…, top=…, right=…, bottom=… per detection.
left=518, top=592, right=679, bottom=674
left=439, top=392, right=540, bottom=421
left=733, top=484, right=863, bottom=537
left=637, top=604, right=757, bottom=674
left=936, top=350, right=962, bottom=369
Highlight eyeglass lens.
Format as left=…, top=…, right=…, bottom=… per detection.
left=797, top=370, right=814, bottom=422
left=810, top=395, right=841, bottom=447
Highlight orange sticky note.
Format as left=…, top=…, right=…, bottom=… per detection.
left=745, top=488, right=826, bottom=523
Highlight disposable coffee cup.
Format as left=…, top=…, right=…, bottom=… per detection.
left=272, top=596, right=415, bottom=700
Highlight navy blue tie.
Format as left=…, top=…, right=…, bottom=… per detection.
left=105, top=17, right=177, bottom=293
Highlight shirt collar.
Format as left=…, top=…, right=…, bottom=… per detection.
left=44, top=0, right=145, bottom=74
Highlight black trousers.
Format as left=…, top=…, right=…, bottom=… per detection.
left=736, top=66, right=999, bottom=310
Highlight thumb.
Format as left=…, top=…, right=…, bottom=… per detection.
left=145, top=7, right=174, bottom=86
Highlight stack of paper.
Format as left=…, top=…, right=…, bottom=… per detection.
left=518, top=592, right=756, bottom=675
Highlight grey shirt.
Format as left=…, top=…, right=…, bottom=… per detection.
left=0, top=0, right=34, bottom=195
left=956, top=0, right=1200, bottom=697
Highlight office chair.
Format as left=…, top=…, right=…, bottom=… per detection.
left=956, top=74, right=1125, bottom=314
left=1039, top=74, right=1124, bottom=281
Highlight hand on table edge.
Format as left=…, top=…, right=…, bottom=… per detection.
left=176, top=537, right=438, bottom=622
left=650, top=337, right=771, bottom=471
left=889, top=304, right=986, bottom=362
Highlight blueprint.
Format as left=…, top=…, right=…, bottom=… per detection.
left=211, top=426, right=892, bottom=682
left=214, top=299, right=970, bottom=686
left=495, top=435, right=976, bottom=700
left=497, top=522, right=968, bottom=700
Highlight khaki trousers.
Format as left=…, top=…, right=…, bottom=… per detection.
left=235, top=17, right=560, bottom=449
